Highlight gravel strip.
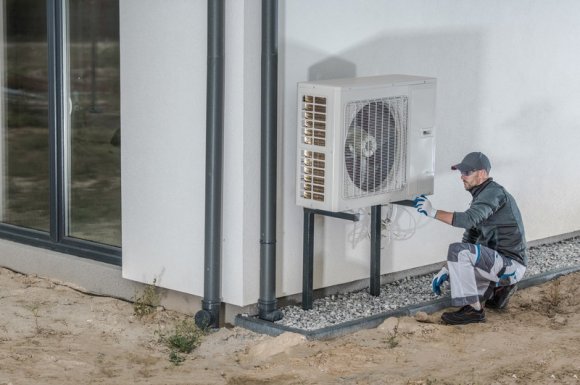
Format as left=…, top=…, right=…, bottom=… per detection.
left=276, top=237, right=580, bottom=330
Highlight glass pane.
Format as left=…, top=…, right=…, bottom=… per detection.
left=1, top=0, right=50, bottom=231
left=66, top=0, right=120, bottom=246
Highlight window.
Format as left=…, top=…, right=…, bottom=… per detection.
left=0, top=0, right=121, bottom=263
left=66, top=0, right=121, bottom=246
left=1, top=0, right=50, bottom=231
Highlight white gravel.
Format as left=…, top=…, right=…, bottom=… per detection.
left=276, top=237, right=580, bottom=330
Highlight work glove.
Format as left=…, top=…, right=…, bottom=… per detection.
left=431, top=266, right=449, bottom=296
left=414, top=195, right=437, bottom=218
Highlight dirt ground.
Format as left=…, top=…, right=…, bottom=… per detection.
left=0, top=267, right=579, bottom=385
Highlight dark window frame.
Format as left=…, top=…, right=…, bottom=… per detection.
left=0, top=0, right=121, bottom=266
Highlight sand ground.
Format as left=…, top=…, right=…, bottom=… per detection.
left=0, top=267, right=579, bottom=385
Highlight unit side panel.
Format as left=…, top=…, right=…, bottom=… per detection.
left=340, top=84, right=410, bottom=106
left=406, top=83, right=437, bottom=197
left=299, top=75, right=435, bottom=90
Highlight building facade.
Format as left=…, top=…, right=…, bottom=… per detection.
left=2, top=0, right=580, bottom=321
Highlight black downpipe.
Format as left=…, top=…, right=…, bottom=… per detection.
left=258, top=0, right=283, bottom=322
left=195, top=0, right=225, bottom=329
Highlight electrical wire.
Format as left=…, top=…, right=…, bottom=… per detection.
left=381, top=203, right=417, bottom=243
left=347, top=208, right=370, bottom=248
left=347, top=203, right=418, bottom=249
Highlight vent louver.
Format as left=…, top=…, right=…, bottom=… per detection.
left=300, top=95, right=327, bottom=202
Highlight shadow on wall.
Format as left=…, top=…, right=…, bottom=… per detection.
left=308, top=56, right=357, bottom=82
left=277, top=29, right=484, bottom=294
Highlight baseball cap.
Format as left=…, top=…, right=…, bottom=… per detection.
left=451, top=152, right=491, bottom=173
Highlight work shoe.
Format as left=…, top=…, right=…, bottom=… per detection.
left=486, top=284, right=518, bottom=310
left=441, top=305, right=486, bottom=325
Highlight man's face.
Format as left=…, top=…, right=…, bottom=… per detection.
left=460, top=169, right=488, bottom=190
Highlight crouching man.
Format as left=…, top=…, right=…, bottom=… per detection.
left=414, top=152, right=528, bottom=325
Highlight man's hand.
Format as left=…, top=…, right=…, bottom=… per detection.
left=414, top=195, right=437, bottom=218
left=431, top=266, right=449, bottom=296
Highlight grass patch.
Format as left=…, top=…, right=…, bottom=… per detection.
left=133, top=279, right=160, bottom=318
left=384, top=321, right=400, bottom=349
left=169, top=350, right=186, bottom=365
left=158, top=318, right=205, bottom=365
left=545, top=279, right=562, bottom=308
left=24, top=302, right=42, bottom=334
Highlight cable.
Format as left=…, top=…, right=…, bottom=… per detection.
left=347, top=203, right=418, bottom=249
left=347, top=208, right=369, bottom=248
left=381, top=203, right=417, bottom=244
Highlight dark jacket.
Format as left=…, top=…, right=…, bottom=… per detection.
left=452, top=178, right=528, bottom=266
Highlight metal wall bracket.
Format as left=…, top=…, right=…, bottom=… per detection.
left=302, top=206, right=382, bottom=310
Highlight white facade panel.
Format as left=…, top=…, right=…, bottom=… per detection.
left=118, top=0, right=580, bottom=307
left=222, top=0, right=261, bottom=306
left=120, top=0, right=208, bottom=297
left=277, top=0, right=580, bottom=296
left=120, top=0, right=260, bottom=306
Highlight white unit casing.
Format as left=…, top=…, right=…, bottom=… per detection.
left=296, top=74, right=436, bottom=212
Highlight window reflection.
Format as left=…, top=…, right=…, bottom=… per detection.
left=1, top=0, right=50, bottom=231
left=66, top=0, right=121, bottom=246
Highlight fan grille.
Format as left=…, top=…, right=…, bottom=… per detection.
left=343, top=96, right=408, bottom=198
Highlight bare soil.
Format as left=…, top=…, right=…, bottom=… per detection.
left=1, top=267, right=579, bottom=385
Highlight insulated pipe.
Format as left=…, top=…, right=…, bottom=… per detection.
left=258, top=0, right=283, bottom=322
left=195, top=0, right=225, bottom=329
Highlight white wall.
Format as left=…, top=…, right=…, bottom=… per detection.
left=120, top=0, right=580, bottom=306
left=277, top=0, right=580, bottom=296
left=120, top=0, right=209, bottom=297
left=120, top=0, right=263, bottom=306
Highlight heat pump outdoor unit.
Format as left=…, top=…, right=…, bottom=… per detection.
left=296, top=74, right=436, bottom=212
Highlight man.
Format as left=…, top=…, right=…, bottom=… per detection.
left=414, top=152, right=528, bottom=325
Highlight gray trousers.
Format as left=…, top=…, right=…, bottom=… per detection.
left=446, top=243, right=526, bottom=307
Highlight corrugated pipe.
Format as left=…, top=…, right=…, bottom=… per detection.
left=258, top=0, right=283, bottom=322
left=195, top=0, right=225, bottom=329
